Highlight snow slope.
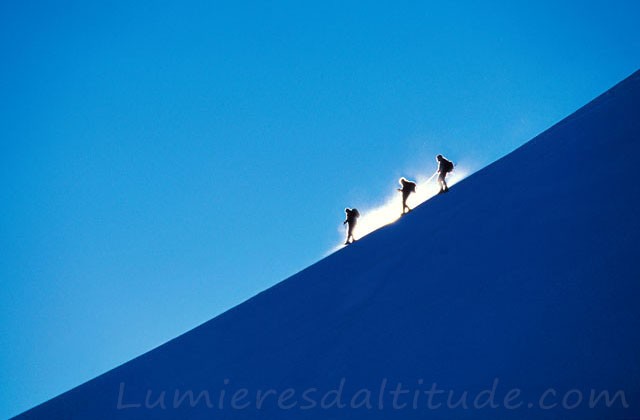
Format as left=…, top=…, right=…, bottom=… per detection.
left=14, top=70, right=640, bottom=419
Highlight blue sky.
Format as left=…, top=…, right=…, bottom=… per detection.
left=1, top=1, right=638, bottom=417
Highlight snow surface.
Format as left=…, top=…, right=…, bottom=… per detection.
left=14, top=70, right=640, bottom=419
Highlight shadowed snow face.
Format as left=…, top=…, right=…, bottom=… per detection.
left=334, top=167, right=470, bottom=250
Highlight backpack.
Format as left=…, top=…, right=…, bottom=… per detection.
left=403, top=180, right=416, bottom=193
left=442, top=159, right=454, bottom=173
left=351, top=208, right=360, bottom=218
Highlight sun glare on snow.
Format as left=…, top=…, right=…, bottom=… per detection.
left=333, top=167, right=469, bottom=251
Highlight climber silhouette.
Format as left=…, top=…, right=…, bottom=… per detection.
left=397, top=177, right=417, bottom=215
left=343, top=208, right=360, bottom=244
left=436, top=154, right=454, bottom=193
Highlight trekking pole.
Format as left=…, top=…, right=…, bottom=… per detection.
left=424, top=171, right=438, bottom=184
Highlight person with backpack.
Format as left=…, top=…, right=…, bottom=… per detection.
left=343, top=208, right=360, bottom=245
left=397, top=177, right=417, bottom=215
left=436, top=154, right=454, bottom=193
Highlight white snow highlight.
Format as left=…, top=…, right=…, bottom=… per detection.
left=334, top=166, right=470, bottom=249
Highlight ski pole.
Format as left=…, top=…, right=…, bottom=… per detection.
left=424, top=171, right=438, bottom=184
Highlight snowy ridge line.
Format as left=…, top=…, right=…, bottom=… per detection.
left=12, top=69, right=640, bottom=420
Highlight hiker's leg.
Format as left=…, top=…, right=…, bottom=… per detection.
left=438, top=173, right=446, bottom=192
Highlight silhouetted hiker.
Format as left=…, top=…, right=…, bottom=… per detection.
left=436, top=154, right=454, bottom=193
left=397, top=177, right=417, bottom=215
left=343, top=208, right=360, bottom=244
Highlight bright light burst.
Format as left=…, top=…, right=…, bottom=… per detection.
left=333, top=166, right=470, bottom=250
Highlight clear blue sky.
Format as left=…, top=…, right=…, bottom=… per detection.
left=1, top=1, right=638, bottom=417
